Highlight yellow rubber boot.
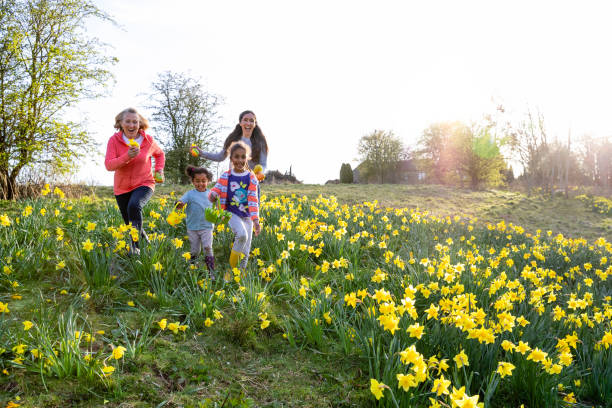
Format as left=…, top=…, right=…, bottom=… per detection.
left=229, top=250, right=242, bottom=269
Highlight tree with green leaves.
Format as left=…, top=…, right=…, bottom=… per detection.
left=417, top=121, right=507, bottom=189
left=416, top=121, right=464, bottom=184
left=454, top=125, right=507, bottom=189
left=0, top=0, right=116, bottom=199
left=339, top=163, right=353, bottom=183
left=357, top=130, right=404, bottom=184
left=147, top=71, right=223, bottom=184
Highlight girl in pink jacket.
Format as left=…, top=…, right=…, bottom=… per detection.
left=105, top=107, right=165, bottom=254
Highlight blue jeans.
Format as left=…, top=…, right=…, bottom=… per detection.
left=115, top=186, right=153, bottom=248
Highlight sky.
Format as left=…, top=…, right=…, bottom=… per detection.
left=77, top=0, right=612, bottom=185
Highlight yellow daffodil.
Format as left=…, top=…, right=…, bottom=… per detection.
left=454, top=349, right=469, bottom=368
left=82, top=239, right=94, bottom=252
left=496, top=362, right=515, bottom=378
left=101, top=365, right=115, bottom=376
left=112, top=346, right=126, bottom=360
left=431, top=375, right=451, bottom=396
left=370, top=378, right=386, bottom=400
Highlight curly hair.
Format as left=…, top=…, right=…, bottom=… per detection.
left=185, top=165, right=213, bottom=181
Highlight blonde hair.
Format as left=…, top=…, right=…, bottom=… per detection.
left=114, top=107, right=150, bottom=131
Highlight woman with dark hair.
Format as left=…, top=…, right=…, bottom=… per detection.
left=105, top=107, right=165, bottom=255
left=194, top=110, right=269, bottom=173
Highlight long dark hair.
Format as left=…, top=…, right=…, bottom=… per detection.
left=222, top=110, right=269, bottom=163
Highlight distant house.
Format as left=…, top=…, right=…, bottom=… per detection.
left=353, top=159, right=424, bottom=184
left=395, top=159, right=422, bottom=183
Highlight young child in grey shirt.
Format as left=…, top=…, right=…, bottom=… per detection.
left=176, top=165, right=215, bottom=276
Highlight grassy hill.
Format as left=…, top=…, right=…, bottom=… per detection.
left=1, top=183, right=610, bottom=407
left=91, top=183, right=611, bottom=241
left=263, top=184, right=611, bottom=241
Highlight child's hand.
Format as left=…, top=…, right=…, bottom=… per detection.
left=209, top=191, right=218, bottom=202
left=253, top=220, right=261, bottom=236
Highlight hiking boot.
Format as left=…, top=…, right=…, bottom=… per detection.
left=204, top=255, right=215, bottom=272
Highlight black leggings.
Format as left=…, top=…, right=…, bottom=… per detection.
left=115, top=186, right=153, bottom=247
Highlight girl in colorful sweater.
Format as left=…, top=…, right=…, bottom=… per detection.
left=209, top=141, right=260, bottom=269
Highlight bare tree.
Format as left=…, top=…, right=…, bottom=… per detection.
left=147, top=71, right=223, bottom=184
left=508, top=109, right=549, bottom=195
left=599, top=142, right=611, bottom=192
left=578, top=135, right=612, bottom=193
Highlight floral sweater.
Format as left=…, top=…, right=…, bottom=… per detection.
left=209, top=170, right=259, bottom=221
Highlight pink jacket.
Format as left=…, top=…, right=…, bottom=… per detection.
left=104, top=130, right=165, bottom=195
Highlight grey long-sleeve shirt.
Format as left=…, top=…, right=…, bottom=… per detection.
left=200, top=136, right=267, bottom=172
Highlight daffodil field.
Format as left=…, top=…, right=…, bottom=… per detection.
left=577, top=195, right=612, bottom=216
left=0, top=187, right=611, bottom=407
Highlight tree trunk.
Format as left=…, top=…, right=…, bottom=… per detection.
left=564, top=133, right=570, bottom=198
left=525, top=171, right=532, bottom=197
left=471, top=175, right=478, bottom=190
left=0, top=171, right=16, bottom=200
left=179, top=156, right=188, bottom=185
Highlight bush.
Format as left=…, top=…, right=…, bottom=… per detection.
left=576, top=194, right=612, bottom=215
left=340, top=163, right=353, bottom=184
left=265, top=170, right=301, bottom=184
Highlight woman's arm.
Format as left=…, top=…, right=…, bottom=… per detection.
left=104, top=138, right=132, bottom=171
left=198, top=146, right=227, bottom=162
left=152, top=140, right=166, bottom=171
left=258, top=148, right=268, bottom=173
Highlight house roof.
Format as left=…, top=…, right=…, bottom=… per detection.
left=397, top=159, right=417, bottom=171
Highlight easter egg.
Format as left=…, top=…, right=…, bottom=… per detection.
left=190, top=144, right=199, bottom=157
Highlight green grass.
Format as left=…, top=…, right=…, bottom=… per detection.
left=2, top=268, right=368, bottom=408
left=92, top=183, right=611, bottom=242
left=259, top=184, right=611, bottom=242
left=1, top=183, right=610, bottom=407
